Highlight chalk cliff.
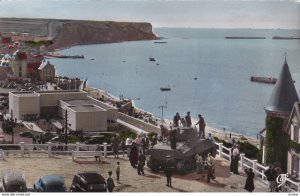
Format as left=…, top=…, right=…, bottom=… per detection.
left=0, top=18, right=158, bottom=50
left=48, top=21, right=157, bottom=50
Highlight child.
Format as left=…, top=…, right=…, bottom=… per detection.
left=107, top=171, right=115, bottom=192
left=116, top=161, right=120, bottom=181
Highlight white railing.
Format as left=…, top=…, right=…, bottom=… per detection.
left=0, top=142, right=118, bottom=158
left=215, top=142, right=300, bottom=192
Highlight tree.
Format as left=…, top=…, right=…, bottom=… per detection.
left=265, top=116, right=290, bottom=172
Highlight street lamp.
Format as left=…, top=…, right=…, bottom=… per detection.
left=158, top=105, right=167, bottom=123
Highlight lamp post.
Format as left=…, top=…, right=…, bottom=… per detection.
left=158, top=105, right=167, bottom=123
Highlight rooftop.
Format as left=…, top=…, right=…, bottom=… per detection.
left=68, top=105, right=105, bottom=112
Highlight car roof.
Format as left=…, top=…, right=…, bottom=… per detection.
left=3, top=171, right=26, bottom=184
left=76, top=172, right=105, bottom=184
left=40, top=175, right=64, bottom=185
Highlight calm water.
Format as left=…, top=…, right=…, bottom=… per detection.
left=50, top=28, right=300, bottom=137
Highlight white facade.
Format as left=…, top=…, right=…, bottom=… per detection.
left=286, top=102, right=300, bottom=180
left=9, top=90, right=117, bottom=132
left=67, top=105, right=107, bottom=132
left=9, top=92, right=40, bottom=120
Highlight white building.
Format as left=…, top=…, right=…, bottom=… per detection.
left=9, top=90, right=118, bottom=132
left=286, top=102, right=300, bottom=180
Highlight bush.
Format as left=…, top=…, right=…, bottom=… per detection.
left=147, top=132, right=157, bottom=142
left=119, top=130, right=137, bottom=142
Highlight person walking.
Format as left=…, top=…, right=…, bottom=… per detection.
left=137, top=152, right=146, bottom=175
left=244, top=168, right=255, bottom=192
left=107, top=171, right=115, bottom=192
left=173, top=112, right=181, bottom=127
left=116, top=161, right=120, bottom=181
left=185, top=112, right=192, bottom=127
left=264, top=164, right=277, bottom=192
left=195, top=114, right=206, bottom=138
left=165, top=155, right=175, bottom=187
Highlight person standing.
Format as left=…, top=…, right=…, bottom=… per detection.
left=111, top=135, right=120, bottom=159
left=121, top=141, right=126, bottom=157
left=165, top=155, right=175, bottom=187
left=185, top=112, right=192, bottom=127
left=206, top=153, right=216, bottom=182
left=195, top=153, right=204, bottom=174
left=107, top=171, right=115, bottom=192
left=244, top=168, right=255, bottom=192
left=94, top=144, right=102, bottom=162
left=173, top=112, right=181, bottom=127
left=195, top=114, right=206, bottom=138
left=137, top=153, right=146, bottom=175
left=129, top=142, right=139, bottom=167
left=170, top=128, right=178, bottom=150
left=232, top=144, right=240, bottom=174
left=264, top=164, right=277, bottom=192
left=116, top=161, right=120, bottom=181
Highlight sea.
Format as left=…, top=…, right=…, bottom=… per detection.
left=49, top=28, right=300, bottom=137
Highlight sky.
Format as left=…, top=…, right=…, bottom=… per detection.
left=0, top=0, right=299, bottom=29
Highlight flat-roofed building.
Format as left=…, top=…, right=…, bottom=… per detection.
left=9, top=91, right=40, bottom=121
left=66, top=105, right=107, bottom=132
left=9, top=90, right=118, bottom=132
left=38, top=90, right=87, bottom=118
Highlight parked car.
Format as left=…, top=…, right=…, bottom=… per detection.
left=19, top=131, right=33, bottom=138
left=70, top=172, right=106, bottom=192
left=0, top=171, right=27, bottom=192
left=34, top=175, right=66, bottom=192
left=84, top=135, right=105, bottom=145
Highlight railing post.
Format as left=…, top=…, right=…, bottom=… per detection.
left=20, top=142, right=25, bottom=158
left=252, top=160, right=257, bottom=175
left=229, top=148, right=232, bottom=162
left=76, top=142, right=80, bottom=151
left=219, top=143, right=223, bottom=158
left=103, top=143, right=107, bottom=158
left=47, top=142, right=52, bottom=157
left=240, top=153, right=245, bottom=170
left=262, top=145, right=266, bottom=164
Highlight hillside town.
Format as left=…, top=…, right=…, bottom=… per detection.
left=0, top=26, right=299, bottom=193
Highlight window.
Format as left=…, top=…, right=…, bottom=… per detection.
left=291, top=154, right=299, bottom=179
left=294, top=126, right=299, bottom=142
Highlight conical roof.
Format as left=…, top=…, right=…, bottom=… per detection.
left=265, top=58, right=299, bottom=113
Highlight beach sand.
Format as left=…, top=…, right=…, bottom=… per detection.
left=84, top=86, right=261, bottom=148
left=0, top=153, right=268, bottom=192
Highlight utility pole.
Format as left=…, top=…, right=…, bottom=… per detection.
left=158, top=105, right=167, bottom=123
left=10, top=109, right=15, bottom=144
left=64, top=110, right=68, bottom=150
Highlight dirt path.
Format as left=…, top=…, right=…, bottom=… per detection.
left=0, top=153, right=269, bottom=192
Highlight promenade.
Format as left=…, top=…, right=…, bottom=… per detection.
left=0, top=152, right=269, bottom=192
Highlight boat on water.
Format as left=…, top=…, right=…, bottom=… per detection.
left=160, top=87, right=171, bottom=91
left=149, top=57, right=155, bottom=62
left=250, top=76, right=277, bottom=84
left=154, top=41, right=168, bottom=44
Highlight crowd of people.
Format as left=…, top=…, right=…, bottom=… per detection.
left=172, top=112, right=206, bottom=138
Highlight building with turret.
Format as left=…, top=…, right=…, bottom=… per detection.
left=264, top=57, right=299, bottom=171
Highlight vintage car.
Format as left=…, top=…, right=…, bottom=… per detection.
left=19, top=131, right=33, bottom=138
left=69, top=172, right=106, bottom=192
left=0, top=171, right=27, bottom=192
left=33, top=175, right=66, bottom=192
